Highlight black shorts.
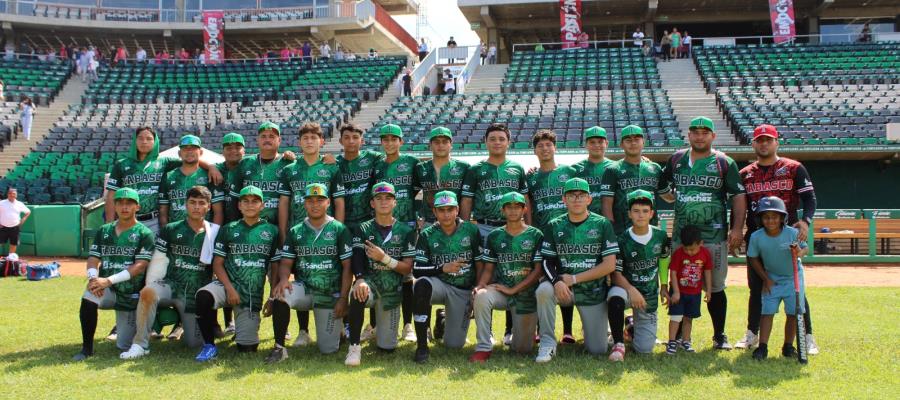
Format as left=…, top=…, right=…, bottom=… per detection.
left=0, top=225, right=20, bottom=245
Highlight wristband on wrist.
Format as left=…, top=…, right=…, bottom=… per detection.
left=572, top=274, right=578, bottom=285
left=107, top=269, right=131, bottom=285
left=87, top=268, right=98, bottom=279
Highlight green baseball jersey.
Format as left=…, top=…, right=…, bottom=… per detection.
left=527, top=165, right=577, bottom=233
left=415, top=219, right=483, bottom=289
left=158, top=167, right=225, bottom=223
left=462, top=159, right=528, bottom=222
left=281, top=218, right=353, bottom=308
left=106, top=156, right=181, bottom=216
left=658, top=150, right=745, bottom=243
left=540, top=213, right=619, bottom=306
left=278, top=156, right=346, bottom=226
left=482, top=225, right=543, bottom=314
left=90, top=222, right=155, bottom=311
left=351, top=219, right=417, bottom=310
left=236, top=154, right=293, bottom=225
left=572, top=158, right=613, bottom=215
left=216, top=161, right=242, bottom=223
left=337, top=150, right=383, bottom=227
left=155, top=220, right=212, bottom=313
left=415, top=158, right=470, bottom=222
left=600, top=159, right=664, bottom=233
left=615, top=227, right=671, bottom=313
left=213, top=219, right=279, bottom=311
left=373, top=154, right=420, bottom=224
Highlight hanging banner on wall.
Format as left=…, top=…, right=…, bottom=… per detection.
left=769, top=0, right=796, bottom=44
left=559, top=0, right=582, bottom=49
left=202, top=11, right=225, bottom=64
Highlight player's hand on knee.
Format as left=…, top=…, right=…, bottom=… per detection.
left=334, top=297, right=348, bottom=318
left=352, top=279, right=370, bottom=302
left=489, top=284, right=513, bottom=296
left=226, top=287, right=241, bottom=306
left=630, top=290, right=646, bottom=311
left=553, top=281, right=573, bottom=304
left=272, top=280, right=292, bottom=300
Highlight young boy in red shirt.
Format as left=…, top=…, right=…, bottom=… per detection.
left=666, top=225, right=712, bottom=354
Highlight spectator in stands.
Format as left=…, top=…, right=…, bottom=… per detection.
left=681, top=31, right=692, bottom=59
left=447, top=36, right=458, bottom=63
left=418, top=38, right=428, bottom=62
left=320, top=42, right=331, bottom=60
left=535, top=43, right=545, bottom=52
left=480, top=42, right=487, bottom=65
left=335, top=46, right=345, bottom=61
left=369, top=48, right=379, bottom=59
left=302, top=41, right=312, bottom=59
left=47, top=48, right=57, bottom=62
left=19, top=97, right=34, bottom=141
left=136, top=46, right=147, bottom=63
left=671, top=28, right=681, bottom=59
left=177, top=48, right=190, bottom=63
left=258, top=51, right=268, bottom=65
left=402, top=69, right=412, bottom=97
left=37, top=49, right=47, bottom=62
left=0, top=188, right=31, bottom=261
left=59, top=44, right=67, bottom=60
left=280, top=46, right=291, bottom=62
left=442, top=69, right=456, bottom=95
left=633, top=27, right=645, bottom=47
left=642, top=42, right=652, bottom=57
left=114, top=46, right=128, bottom=65
left=660, top=31, right=672, bottom=62
left=346, top=52, right=357, bottom=61
left=198, top=50, right=207, bottom=65
left=859, top=23, right=872, bottom=43
left=4, top=44, right=14, bottom=61
left=577, top=32, right=590, bottom=49
left=488, top=43, right=497, bottom=64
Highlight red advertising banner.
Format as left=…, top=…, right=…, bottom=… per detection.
left=202, top=11, right=225, bottom=64
left=769, top=0, right=796, bottom=44
left=560, top=0, right=582, bottom=49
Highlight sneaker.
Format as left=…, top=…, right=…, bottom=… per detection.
left=666, top=340, right=677, bottom=355
left=265, top=346, right=289, bottom=364
left=469, top=351, right=491, bottom=363
left=292, top=330, right=311, bottom=347
left=433, top=309, right=446, bottom=340
left=806, top=334, right=820, bottom=355
left=608, top=343, right=626, bottom=362
left=345, top=344, right=362, bottom=367
left=401, top=323, right=416, bottom=342
left=782, top=344, right=797, bottom=358
left=560, top=334, right=576, bottom=344
left=167, top=326, right=184, bottom=341
left=106, top=327, right=118, bottom=341
left=72, top=350, right=93, bottom=362
left=681, top=341, right=696, bottom=353
left=752, top=345, right=768, bottom=361
left=502, top=333, right=513, bottom=346
left=713, top=335, right=732, bottom=350
left=735, top=330, right=758, bottom=349
left=223, top=322, right=236, bottom=335
left=535, top=346, right=556, bottom=363
left=150, top=330, right=164, bottom=340
left=195, top=344, right=218, bottom=362
left=120, top=344, right=150, bottom=360
left=414, top=346, right=430, bottom=363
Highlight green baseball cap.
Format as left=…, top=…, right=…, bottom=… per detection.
left=563, top=177, right=590, bottom=194
left=303, top=183, right=329, bottom=199
left=239, top=185, right=264, bottom=200
left=689, top=116, right=715, bottom=131
left=114, top=187, right=140, bottom=202
left=433, top=190, right=458, bottom=208
left=429, top=126, right=453, bottom=141
left=584, top=126, right=607, bottom=140
left=258, top=121, right=281, bottom=135
left=620, top=125, right=644, bottom=138
left=222, top=132, right=245, bottom=146
left=371, top=182, right=396, bottom=197
left=626, top=189, right=655, bottom=207
left=379, top=124, right=403, bottom=138
left=499, top=192, right=526, bottom=207
left=179, top=134, right=202, bottom=148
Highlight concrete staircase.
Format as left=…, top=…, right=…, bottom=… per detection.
left=323, top=76, right=402, bottom=153
left=0, top=78, right=89, bottom=175
left=656, top=58, right=740, bottom=146
left=463, top=64, right=507, bottom=95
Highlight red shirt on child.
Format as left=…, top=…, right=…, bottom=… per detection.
left=670, top=246, right=713, bottom=295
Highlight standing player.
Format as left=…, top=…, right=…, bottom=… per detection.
left=535, top=178, right=618, bottom=363
left=736, top=124, right=818, bottom=354
left=268, top=183, right=353, bottom=361
left=412, top=191, right=482, bottom=363
left=373, top=124, right=419, bottom=228
left=345, top=182, right=417, bottom=366
left=158, top=135, right=224, bottom=226
left=471, top=192, right=543, bottom=362
left=235, top=122, right=294, bottom=225
left=600, top=125, right=664, bottom=234
left=194, top=186, right=280, bottom=361
left=217, top=133, right=246, bottom=227
left=337, top=123, right=383, bottom=230
left=657, top=116, right=747, bottom=350
left=415, top=126, right=470, bottom=225
left=572, top=126, right=614, bottom=216
left=73, top=188, right=155, bottom=361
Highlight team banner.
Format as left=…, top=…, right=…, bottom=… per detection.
left=769, top=0, right=796, bottom=44
left=559, top=0, right=582, bottom=49
left=202, top=11, right=225, bottom=64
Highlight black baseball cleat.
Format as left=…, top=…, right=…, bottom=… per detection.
left=752, top=345, right=768, bottom=361
left=782, top=344, right=797, bottom=358
left=713, top=335, right=732, bottom=350
left=414, top=346, right=430, bottom=363
left=433, top=309, right=446, bottom=340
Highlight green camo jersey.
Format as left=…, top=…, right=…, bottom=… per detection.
left=600, top=159, right=663, bottom=234
left=540, top=213, right=619, bottom=306
left=216, top=161, right=242, bottom=223
left=572, top=158, right=613, bottom=215
left=155, top=220, right=212, bottom=313
left=236, top=154, right=293, bottom=225
left=657, top=150, right=745, bottom=243
left=90, top=222, right=155, bottom=311
left=527, top=165, right=577, bottom=234
left=213, top=219, right=279, bottom=311
left=158, top=167, right=225, bottom=223
left=337, top=150, right=383, bottom=228
left=106, top=156, right=181, bottom=216
left=281, top=218, right=353, bottom=307
left=415, top=158, right=470, bottom=223
left=462, top=159, right=528, bottom=222
left=482, top=225, right=543, bottom=314
left=373, top=154, right=419, bottom=224
left=415, top=219, right=482, bottom=289
left=615, top=227, right=671, bottom=313
left=278, top=156, right=346, bottom=226
left=351, top=219, right=417, bottom=309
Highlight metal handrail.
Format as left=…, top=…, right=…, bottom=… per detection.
left=512, top=38, right=653, bottom=52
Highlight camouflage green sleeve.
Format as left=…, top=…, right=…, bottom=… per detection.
left=106, top=162, right=122, bottom=191
left=402, top=228, right=417, bottom=258
left=600, top=164, right=616, bottom=197
left=600, top=220, right=619, bottom=258
left=89, top=228, right=103, bottom=258
left=481, top=230, right=498, bottom=264
left=155, top=225, right=169, bottom=253
left=157, top=173, right=170, bottom=205
left=518, top=165, right=528, bottom=195
left=724, top=158, right=746, bottom=196
left=136, top=230, right=155, bottom=261
left=162, top=157, right=182, bottom=172
left=213, top=225, right=229, bottom=258
left=338, top=226, right=353, bottom=260
left=331, top=171, right=346, bottom=199
left=657, top=156, right=674, bottom=194
left=461, top=167, right=476, bottom=198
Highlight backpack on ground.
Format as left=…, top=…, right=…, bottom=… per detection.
left=26, top=262, right=60, bottom=281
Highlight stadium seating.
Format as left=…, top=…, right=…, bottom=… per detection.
left=502, top=47, right=662, bottom=93
left=0, top=58, right=71, bottom=104
left=0, top=102, right=20, bottom=143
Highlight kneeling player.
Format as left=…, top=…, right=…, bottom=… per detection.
left=268, top=183, right=353, bottom=362
left=345, top=182, right=417, bottom=366
left=471, top=192, right=542, bottom=362
left=74, top=188, right=155, bottom=361
left=412, top=191, right=482, bottom=363
left=607, top=190, right=671, bottom=361
left=194, top=186, right=280, bottom=361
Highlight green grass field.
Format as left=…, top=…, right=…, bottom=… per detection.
left=1, top=277, right=897, bottom=399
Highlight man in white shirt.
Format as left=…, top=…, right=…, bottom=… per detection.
left=488, top=44, right=497, bottom=64
left=0, top=188, right=31, bottom=259
left=320, top=43, right=332, bottom=60
left=443, top=70, right=456, bottom=95
left=633, top=27, right=645, bottom=47
left=136, top=47, right=147, bottom=63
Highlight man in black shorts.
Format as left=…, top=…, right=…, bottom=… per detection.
left=0, top=188, right=31, bottom=260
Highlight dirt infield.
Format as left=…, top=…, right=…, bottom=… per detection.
left=25, top=256, right=900, bottom=287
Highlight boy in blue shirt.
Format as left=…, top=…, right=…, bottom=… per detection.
left=747, top=196, right=807, bottom=361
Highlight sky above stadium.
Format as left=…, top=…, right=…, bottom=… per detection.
left=394, top=0, right=481, bottom=47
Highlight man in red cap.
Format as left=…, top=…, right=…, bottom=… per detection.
left=736, top=124, right=819, bottom=355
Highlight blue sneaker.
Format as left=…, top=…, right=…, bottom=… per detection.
left=195, top=344, right=218, bottom=362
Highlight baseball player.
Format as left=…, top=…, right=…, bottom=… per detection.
left=337, top=123, right=383, bottom=230
left=373, top=124, right=419, bottom=228
left=234, top=122, right=294, bottom=225
left=572, top=126, right=614, bottom=216
left=158, top=135, right=224, bottom=226
left=600, top=125, right=664, bottom=234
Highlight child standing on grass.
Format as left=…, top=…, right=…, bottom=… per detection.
left=666, top=225, right=711, bottom=355
left=747, top=196, right=808, bottom=361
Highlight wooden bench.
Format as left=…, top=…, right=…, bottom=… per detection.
left=811, top=209, right=900, bottom=255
